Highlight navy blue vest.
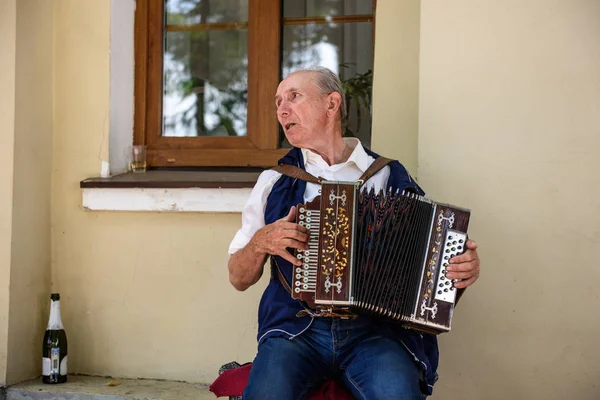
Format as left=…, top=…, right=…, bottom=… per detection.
left=259, top=147, right=439, bottom=394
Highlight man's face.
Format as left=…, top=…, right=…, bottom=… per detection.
left=275, top=72, right=329, bottom=148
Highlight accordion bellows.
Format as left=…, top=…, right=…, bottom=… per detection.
left=292, top=181, right=471, bottom=334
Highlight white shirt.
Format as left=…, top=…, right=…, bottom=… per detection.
left=228, top=138, right=391, bottom=254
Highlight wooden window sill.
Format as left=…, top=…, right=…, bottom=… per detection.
left=80, top=169, right=264, bottom=213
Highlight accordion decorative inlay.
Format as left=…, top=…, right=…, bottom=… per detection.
left=292, top=181, right=471, bottom=334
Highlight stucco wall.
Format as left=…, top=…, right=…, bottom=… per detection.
left=52, top=0, right=265, bottom=383
left=419, top=1, right=600, bottom=399
left=0, top=0, right=17, bottom=387
left=372, top=0, right=420, bottom=176
left=5, top=0, right=54, bottom=385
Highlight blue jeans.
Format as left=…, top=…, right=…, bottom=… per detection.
left=243, top=316, right=426, bottom=400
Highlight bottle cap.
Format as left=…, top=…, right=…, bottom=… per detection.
left=50, top=293, right=60, bottom=301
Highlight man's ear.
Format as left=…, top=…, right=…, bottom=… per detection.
left=326, top=92, right=342, bottom=117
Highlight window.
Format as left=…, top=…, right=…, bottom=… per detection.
left=135, top=0, right=375, bottom=167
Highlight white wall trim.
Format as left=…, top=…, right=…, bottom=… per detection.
left=109, top=0, right=135, bottom=175
left=82, top=188, right=251, bottom=213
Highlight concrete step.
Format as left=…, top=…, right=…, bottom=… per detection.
left=5, top=375, right=216, bottom=400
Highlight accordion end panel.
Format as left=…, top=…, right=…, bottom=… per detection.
left=404, top=204, right=471, bottom=334
left=314, top=182, right=359, bottom=307
left=291, top=182, right=360, bottom=311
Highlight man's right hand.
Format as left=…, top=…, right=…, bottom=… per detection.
left=228, top=206, right=309, bottom=291
left=250, top=206, right=309, bottom=266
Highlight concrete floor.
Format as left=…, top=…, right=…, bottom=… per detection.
left=6, top=375, right=216, bottom=400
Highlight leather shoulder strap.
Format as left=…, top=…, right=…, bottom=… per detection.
left=270, top=257, right=293, bottom=295
left=273, top=156, right=393, bottom=187
left=358, top=156, right=393, bottom=186
left=271, top=164, right=321, bottom=184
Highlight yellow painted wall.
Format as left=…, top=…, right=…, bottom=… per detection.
left=52, top=0, right=265, bottom=383
left=371, top=0, right=420, bottom=176
left=0, top=0, right=17, bottom=387
left=419, top=1, right=600, bottom=399
left=5, top=0, right=54, bottom=385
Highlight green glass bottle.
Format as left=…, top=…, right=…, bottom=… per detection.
left=42, top=293, right=68, bottom=384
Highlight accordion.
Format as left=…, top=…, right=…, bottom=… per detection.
left=291, top=181, right=471, bottom=334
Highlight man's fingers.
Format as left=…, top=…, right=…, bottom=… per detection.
left=453, top=275, right=478, bottom=289
left=446, top=270, right=476, bottom=280
left=281, top=238, right=308, bottom=250
left=279, top=206, right=297, bottom=223
left=284, top=230, right=309, bottom=244
left=277, top=249, right=301, bottom=266
left=446, top=261, right=478, bottom=273
left=276, top=221, right=309, bottom=234
left=449, top=250, right=478, bottom=266
left=465, top=239, right=478, bottom=250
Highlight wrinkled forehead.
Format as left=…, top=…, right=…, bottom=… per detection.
left=276, top=71, right=318, bottom=96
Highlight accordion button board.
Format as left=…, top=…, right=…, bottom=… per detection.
left=434, top=229, right=467, bottom=303
left=295, top=207, right=320, bottom=294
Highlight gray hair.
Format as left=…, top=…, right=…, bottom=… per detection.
left=292, top=67, right=347, bottom=128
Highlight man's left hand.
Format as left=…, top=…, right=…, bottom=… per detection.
left=446, top=239, right=480, bottom=289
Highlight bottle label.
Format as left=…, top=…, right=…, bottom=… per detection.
left=50, top=348, right=60, bottom=375
left=42, top=357, right=51, bottom=376
left=60, top=355, right=68, bottom=376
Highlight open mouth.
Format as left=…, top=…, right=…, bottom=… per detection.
left=285, top=123, right=297, bottom=130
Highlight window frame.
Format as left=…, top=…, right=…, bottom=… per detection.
left=135, top=0, right=285, bottom=167
left=134, top=0, right=375, bottom=168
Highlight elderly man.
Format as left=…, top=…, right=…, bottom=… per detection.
left=228, top=67, right=480, bottom=400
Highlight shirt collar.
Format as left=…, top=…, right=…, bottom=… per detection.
left=301, top=138, right=370, bottom=172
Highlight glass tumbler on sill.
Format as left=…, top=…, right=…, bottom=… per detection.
left=130, top=145, right=147, bottom=173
